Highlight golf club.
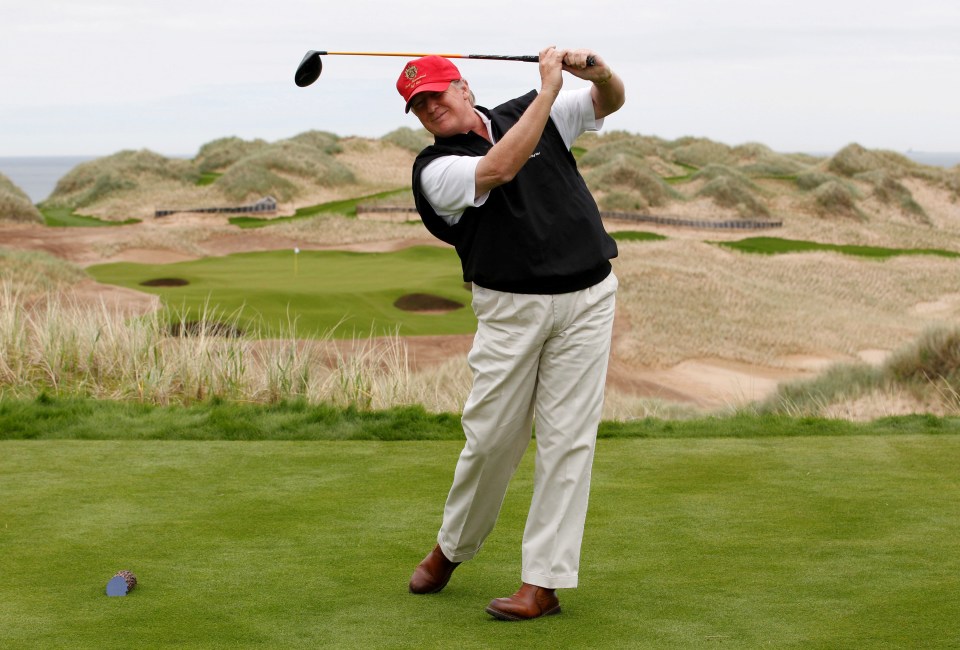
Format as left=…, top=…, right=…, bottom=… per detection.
left=294, top=50, right=594, bottom=87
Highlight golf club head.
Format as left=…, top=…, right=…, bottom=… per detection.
left=295, top=51, right=322, bottom=87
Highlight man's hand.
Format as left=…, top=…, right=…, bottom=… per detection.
left=562, top=49, right=624, bottom=120
left=538, top=46, right=566, bottom=99
left=561, top=49, right=610, bottom=84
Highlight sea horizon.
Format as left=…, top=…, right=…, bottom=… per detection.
left=2, top=150, right=959, bottom=205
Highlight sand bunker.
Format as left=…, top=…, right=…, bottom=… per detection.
left=394, top=293, right=464, bottom=313
left=141, top=277, right=190, bottom=287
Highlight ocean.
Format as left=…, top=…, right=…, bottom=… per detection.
left=1, top=151, right=959, bottom=205
left=0, top=156, right=98, bottom=203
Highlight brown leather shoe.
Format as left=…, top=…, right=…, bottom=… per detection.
left=485, top=583, right=561, bottom=621
left=408, top=545, right=461, bottom=594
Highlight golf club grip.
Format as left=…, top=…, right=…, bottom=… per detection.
left=467, top=54, right=597, bottom=66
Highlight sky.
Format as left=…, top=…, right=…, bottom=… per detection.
left=1, top=0, right=958, bottom=157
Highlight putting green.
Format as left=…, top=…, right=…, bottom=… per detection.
left=87, top=246, right=476, bottom=338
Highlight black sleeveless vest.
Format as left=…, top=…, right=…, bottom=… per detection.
left=412, top=90, right=617, bottom=294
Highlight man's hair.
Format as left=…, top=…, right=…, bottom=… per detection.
left=450, top=79, right=476, bottom=106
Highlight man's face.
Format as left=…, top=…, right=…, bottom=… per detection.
left=409, top=81, right=474, bottom=138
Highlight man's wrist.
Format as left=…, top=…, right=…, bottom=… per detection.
left=594, top=71, right=614, bottom=86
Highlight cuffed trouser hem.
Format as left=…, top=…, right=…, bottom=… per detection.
left=521, top=569, right=578, bottom=590
left=437, top=537, right=482, bottom=564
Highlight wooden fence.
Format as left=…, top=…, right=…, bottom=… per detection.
left=355, top=205, right=783, bottom=230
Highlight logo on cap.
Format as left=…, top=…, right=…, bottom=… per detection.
left=404, top=65, right=418, bottom=80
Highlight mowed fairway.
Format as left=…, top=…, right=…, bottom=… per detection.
left=87, top=246, right=476, bottom=337
left=2, top=436, right=959, bottom=649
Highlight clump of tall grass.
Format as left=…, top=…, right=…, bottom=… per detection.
left=886, top=327, right=960, bottom=386
left=381, top=127, right=433, bottom=152
left=45, top=150, right=200, bottom=209
left=0, top=174, right=43, bottom=223
left=755, top=326, right=960, bottom=417
left=0, top=280, right=460, bottom=411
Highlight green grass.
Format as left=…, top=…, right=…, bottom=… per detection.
left=196, top=171, right=222, bottom=186
left=610, top=230, right=668, bottom=242
left=2, top=432, right=959, bottom=648
left=229, top=188, right=409, bottom=228
left=717, top=236, right=960, bottom=259
left=2, top=396, right=958, bottom=441
left=87, top=246, right=476, bottom=338
left=39, top=206, right=140, bottom=227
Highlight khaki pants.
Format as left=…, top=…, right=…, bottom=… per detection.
left=437, top=272, right=618, bottom=589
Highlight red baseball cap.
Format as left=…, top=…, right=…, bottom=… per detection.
left=397, top=56, right=462, bottom=113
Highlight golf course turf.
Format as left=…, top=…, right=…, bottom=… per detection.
left=2, top=431, right=959, bottom=648
left=87, top=246, right=476, bottom=338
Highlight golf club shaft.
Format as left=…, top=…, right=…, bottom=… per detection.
left=315, top=51, right=539, bottom=63
left=295, top=50, right=595, bottom=87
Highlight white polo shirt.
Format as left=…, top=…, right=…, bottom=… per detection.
left=419, top=87, right=603, bottom=225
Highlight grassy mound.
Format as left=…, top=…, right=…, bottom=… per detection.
left=695, top=175, right=770, bottom=217
left=213, top=136, right=355, bottom=203
left=0, top=174, right=43, bottom=224
left=667, top=137, right=736, bottom=167
left=854, top=169, right=928, bottom=220
left=381, top=127, right=433, bottom=152
left=44, top=149, right=199, bottom=210
left=193, top=136, right=270, bottom=172
left=585, top=155, right=680, bottom=210
left=811, top=180, right=862, bottom=218
left=0, top=248, right=87, bottom=294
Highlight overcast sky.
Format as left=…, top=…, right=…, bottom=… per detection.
left=1, top=0, right=958, bottom=157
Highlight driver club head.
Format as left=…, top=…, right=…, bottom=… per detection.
left=295, top=50, right=323, bottom=87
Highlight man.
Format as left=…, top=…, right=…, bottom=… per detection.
left=398, top=46, right=625, bottom=621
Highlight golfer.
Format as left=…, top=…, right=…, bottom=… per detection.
left=399, top=45, right=624, bottom=621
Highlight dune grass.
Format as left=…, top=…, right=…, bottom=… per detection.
left=2, top=434, right=959, bottom=649
left=716, top=237, right=960, bottom=259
